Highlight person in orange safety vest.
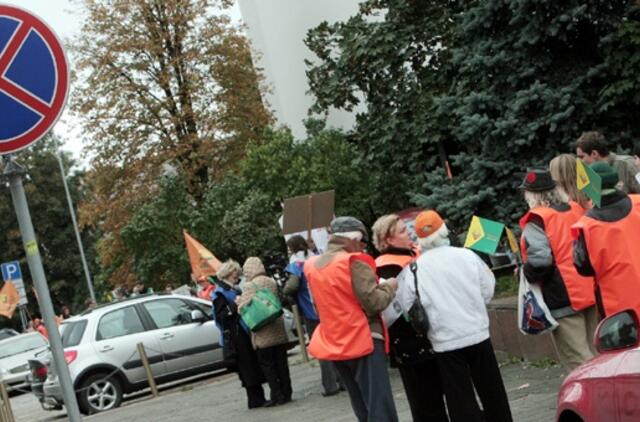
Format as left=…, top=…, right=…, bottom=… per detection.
left=304, top=216, right=399, bottom=422
left=519, top=168, right=597, bottom=370
left=572, top=162, right=640, bottom=321
left=372, top=214, right=447, bottom=422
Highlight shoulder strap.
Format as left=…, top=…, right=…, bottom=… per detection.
left=409, top=262, right=421, bottom=300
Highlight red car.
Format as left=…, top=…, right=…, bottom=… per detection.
left=556, top=309, right=640, bottom=422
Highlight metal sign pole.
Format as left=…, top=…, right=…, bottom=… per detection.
left=3, top=156, right=82, bottom=422
left=56, top=150, right=95, bottom=303
left=18, top=306, right=28, bottom=332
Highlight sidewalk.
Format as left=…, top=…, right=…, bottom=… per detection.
left=82, top=351, right=567, bottom=422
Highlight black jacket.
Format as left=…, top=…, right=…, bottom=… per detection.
left=213, top=281, right=265, bottom=387
left=377, top=247, right=433, bottom=367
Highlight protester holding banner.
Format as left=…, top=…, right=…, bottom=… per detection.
left=518, top=169, right=597, bottom=369
left=550, top=154, right=591, bottom=209
left=372, top=214, right=447, bottom=422
left=283, top=235, right=342, bottom=397
left=396, top=210, right=512, bottom=422
left=212, top=260, right=267, bottom=409
left=304, top=216, right=399, bottom=422
left=572, top=162, right=640, bottom=319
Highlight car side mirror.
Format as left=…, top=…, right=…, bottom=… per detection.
left=595, top=309, right=639, bottom=354
left=190, top=309, right=207, bottom=323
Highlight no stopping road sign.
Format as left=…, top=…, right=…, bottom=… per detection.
left=0, top=5, right=69, bottom=154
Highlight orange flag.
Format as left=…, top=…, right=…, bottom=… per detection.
left=183, top=231, right=221, bottom=279
left=0, top=281, right=20, bottom=318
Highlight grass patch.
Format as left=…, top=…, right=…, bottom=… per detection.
left=495, top=274, right=518, bottom=298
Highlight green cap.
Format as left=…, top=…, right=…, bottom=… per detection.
left=590, top=161, right=619, bottom=190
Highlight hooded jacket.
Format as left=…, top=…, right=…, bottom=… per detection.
left=236, top=257, right=289, bottom=349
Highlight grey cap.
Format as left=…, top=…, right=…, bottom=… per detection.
left=329, top=216, right=369, bottom=242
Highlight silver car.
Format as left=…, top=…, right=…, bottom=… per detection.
left=0, top=332, right=48, bottom=392
left=41, top=293, right=297, bottom=415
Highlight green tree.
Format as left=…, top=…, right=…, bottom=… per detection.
left=305, top=0, right=461, bottom=213
left=0, top=137, right=97, bottom=326
left=120, top=174, right=195, bottom=289
left=192, top=128, right=375, bottom=262
left=415, top=0, right=630, bottom=234
left=306, top=0, right=636, bottom=236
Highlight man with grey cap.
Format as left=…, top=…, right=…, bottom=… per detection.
left=303, top=216, right=399, bottom=422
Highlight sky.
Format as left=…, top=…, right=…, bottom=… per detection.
left=1, top=0, right=242, bottom=165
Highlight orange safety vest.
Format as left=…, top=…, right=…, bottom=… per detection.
left=519, top=202, right=595, bottom=312
left=374, top=254, right=413, bottom=270
left=304, top=252, right=387, bottom=360
left=571, top=195, right=640, bottom=318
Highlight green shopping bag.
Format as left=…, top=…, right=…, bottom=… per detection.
left=239, top=282, right=283, bottom=332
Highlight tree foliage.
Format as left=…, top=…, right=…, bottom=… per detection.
left=306, top=0, right=639, bottom=236
left=72, top=0, right=272, bottom=286
left=305, top=1, right=462, bottom=213
left=120, top=128, right=374, bottom=287
left=0, top=137, right=96, bottom=324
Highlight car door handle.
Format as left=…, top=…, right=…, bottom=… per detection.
left=160, top=333, right=174, bottom=340
left=100, top=345, right=114, bottom=352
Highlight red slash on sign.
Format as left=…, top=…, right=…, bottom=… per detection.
left=0, top=5, right=69, bottom=154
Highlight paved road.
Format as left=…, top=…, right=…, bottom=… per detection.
left=11, top=351, right=567, bottom=422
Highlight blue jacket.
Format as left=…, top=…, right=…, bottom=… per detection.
left=285, top=261, right=318, bottom=321
left=212, top=285, right=249, bottom=346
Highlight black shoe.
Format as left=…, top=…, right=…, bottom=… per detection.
left=263, top=400, right=277, bottom=407
left=248, top=400, right=266, bottom=409
left=277, top=397, right=292, bottom=405
left=321, top=390, right=339, bottom=397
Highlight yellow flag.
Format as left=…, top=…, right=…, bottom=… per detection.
left=0, top=281, right=20, bottom=318
left=464, top=216, right=486, bottom=248
left=183, top=231, right=221, bottom=279
left=576, top=160, right=590, bottom=190
left=505, top=227, right=519, bottom=254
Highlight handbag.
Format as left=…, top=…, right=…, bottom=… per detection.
left=406, top=262, right=430, bottom=338
left=239, top=282, right=283, bottom=332
left=517, top=267, right=559, bottom=335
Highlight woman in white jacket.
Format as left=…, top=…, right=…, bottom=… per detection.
left=395, top=210, right=512, bottom=422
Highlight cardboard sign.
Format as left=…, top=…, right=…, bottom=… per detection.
left=282, top=190, right=335, bottom=235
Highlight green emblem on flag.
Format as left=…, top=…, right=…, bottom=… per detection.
left=576, top=160, right=602, bottom=207
left=464, top=216, right=505, bottom=255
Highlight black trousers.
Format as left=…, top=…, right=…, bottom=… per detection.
left=436, top=339, right=512, bottom=422
left=246, top=384, right=265, bottom=409
left=256, top=344, right=292, bottom=402
left=333, top=339, right=399, bottom=422
left=398, top=358, right=448, bottom=422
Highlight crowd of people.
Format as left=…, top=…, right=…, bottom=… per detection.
left=200, top=130, right=640, bottom=422
left=14, top=130, right=634, bottom=420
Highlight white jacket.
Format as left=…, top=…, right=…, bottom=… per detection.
left=395, top=246, right=495, bottom=352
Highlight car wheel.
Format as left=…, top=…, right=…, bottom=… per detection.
left=77, top=373, right=123, bottom=415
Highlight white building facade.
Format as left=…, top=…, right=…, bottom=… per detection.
left=238, top=0, right=362, bottom=139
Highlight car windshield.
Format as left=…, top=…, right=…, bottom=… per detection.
left=0, top=334, right=47, bottom=359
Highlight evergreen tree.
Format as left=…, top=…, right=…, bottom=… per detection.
left=416, top=0, right=630, bottom=233
left=305, top=0, right=461, bottom=213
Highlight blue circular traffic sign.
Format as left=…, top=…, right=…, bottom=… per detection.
left=0, top=5, right=69, bottom=154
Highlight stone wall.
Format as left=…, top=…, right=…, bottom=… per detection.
left=488, top=297, right=560, bottom=361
